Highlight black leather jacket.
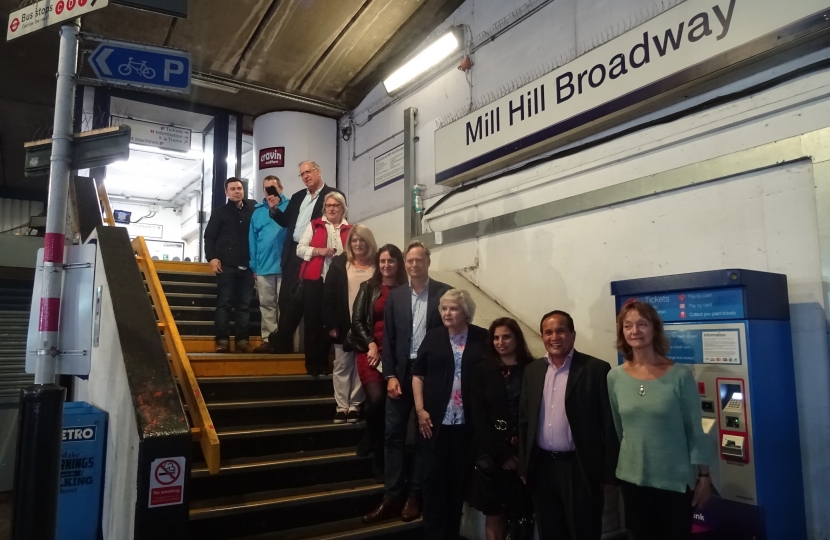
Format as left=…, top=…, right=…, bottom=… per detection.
left=350, top=280, right=383, bottom=352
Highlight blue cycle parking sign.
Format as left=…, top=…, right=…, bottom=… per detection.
left=89, top=39, right=190, bottom=93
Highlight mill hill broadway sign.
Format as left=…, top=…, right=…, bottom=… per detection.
left=433, top=0, right=830, bottom=185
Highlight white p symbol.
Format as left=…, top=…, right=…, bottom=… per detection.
left=164, top=59, right=185, bottom=82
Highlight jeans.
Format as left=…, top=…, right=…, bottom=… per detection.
left=384, top=376, right=422, bottom=500
left=215, top=266, right=254, bottom=342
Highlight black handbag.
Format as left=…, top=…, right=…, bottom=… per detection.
left=288, top=262, right=307, bottom=306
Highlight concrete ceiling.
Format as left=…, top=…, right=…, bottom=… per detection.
left=0, top=0, right=464, bottom=195
left=80, top=0, right=465, bottom=115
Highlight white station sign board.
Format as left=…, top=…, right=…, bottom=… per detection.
left=7, top=0, right=109, bottom=42
left=116, top=118, right=192, bottom=153
left=433, top=0, right=830, bottom=185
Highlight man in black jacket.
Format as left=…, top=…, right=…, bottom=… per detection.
left=363, top=241, right=452, bottom=524
left=204, top=177, right=257, bottom=353
left=518, top=310, right=619, bottom=540
left=266, top=160, right=340, bottom=354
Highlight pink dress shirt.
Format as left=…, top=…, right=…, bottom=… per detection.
left=536, top=349, right=576, bottom=452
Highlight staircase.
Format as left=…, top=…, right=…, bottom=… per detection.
left=138, top=259, right=422, bottom=540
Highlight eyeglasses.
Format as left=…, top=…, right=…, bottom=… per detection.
left=324, top=203, right=342, bottom=209
left=299, top=168, right=318, bottom=177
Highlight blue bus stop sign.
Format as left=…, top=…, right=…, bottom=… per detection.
left=89, top=40, right=191, bottom=94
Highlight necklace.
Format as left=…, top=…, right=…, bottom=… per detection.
left=638, top=384, right=646, bottom=396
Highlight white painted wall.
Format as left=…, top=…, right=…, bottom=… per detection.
left=252, top=112, right=337, bottom=201
left=341, top=0, right=830, bottom=537
left=110, top=202, right=185, bottom=244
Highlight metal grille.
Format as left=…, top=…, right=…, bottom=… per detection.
left=0, top=311, right=33, bottom=400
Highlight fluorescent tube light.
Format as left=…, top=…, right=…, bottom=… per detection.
left=383, top=29, right=460, bottom=94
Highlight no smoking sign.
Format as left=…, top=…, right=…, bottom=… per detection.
left=148, top=456, right=186, bottom=508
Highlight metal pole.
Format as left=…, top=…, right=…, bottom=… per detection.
left=36, top=20, right=79, bottom=383
left=11, top=20, right=79, bottom=540
left=403, top=107, right=419, bottom=244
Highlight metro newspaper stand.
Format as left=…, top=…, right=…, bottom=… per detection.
left=610, top=270, right=806, bottom=540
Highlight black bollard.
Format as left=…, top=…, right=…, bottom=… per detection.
left=11, top=384, right=66, bottom=540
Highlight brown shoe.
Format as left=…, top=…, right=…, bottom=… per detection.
left=362, top=496, right=403, bottom=524
left=235, top=341, right=254, bottom=353
left=254, top=342, right=272, bottom=353
left=215, top=341, right=230, bottom=353
left=400, top=496, right=421, bottom=522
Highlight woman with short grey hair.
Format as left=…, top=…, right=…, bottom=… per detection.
left=412, top=289, right=487, bottom=539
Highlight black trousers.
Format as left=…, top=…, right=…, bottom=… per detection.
left=620, top=481, right=694, bottom=540
left=300, top=278, right=330, bottom=374
left=529, top=450, right=603, bottom=540
left=215, top=266, right=253, bottom=342
left=270, top=255, right=302, bottom=353
left=384, top=377, right=422, bottom=500
left=421, top=424, right=472, bottom=540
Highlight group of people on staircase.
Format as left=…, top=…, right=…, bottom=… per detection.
left=205, top=163, right=713, bottom=540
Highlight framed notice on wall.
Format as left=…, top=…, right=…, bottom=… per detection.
left=374, top=144, right=404, bottom=190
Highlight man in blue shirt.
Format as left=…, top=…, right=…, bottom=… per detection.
left=249, top=175, right=289, bottom=353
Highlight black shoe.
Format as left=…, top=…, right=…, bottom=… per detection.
left=346, top=410, right=360, bottom=424
left=334, top=411, right=347, bottom=424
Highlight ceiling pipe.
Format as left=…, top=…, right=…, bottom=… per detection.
left=191, top=72, right=351, bottom=115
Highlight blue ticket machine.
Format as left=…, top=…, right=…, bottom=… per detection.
left=610, top=270, right=806, bottom=540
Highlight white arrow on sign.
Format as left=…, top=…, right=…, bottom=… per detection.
left=94, top=48, right=114, bottom=76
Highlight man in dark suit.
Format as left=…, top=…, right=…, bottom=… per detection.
left=518, top=310, right=619, bottom=540
left=266, top=160, right=340, bottom=357
left=363, top=241, right=452, bottom=524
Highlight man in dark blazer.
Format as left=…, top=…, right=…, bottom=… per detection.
left=266, top=160, right=340, bottom=355
left=519, top=310, right=619, bottom=540
left=362, top=241, right=452, bottom=524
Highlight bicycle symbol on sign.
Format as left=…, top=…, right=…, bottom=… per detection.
left=118, top=58, right=156, bottom=80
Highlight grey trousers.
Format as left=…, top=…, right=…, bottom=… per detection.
left=255, top=274, right=281, bottom=341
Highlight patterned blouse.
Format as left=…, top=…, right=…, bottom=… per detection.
left=442, top=331, right=468, bottom=425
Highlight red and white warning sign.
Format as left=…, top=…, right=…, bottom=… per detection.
left=148, top=456, right=185, bottom=508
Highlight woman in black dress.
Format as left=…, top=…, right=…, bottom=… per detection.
left=469, top=317, right=535, bottom=540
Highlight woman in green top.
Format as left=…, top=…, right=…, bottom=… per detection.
left=607, top=300, right=712, bottom=540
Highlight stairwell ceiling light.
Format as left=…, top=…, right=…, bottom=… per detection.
left=383, top=28, right=461, bottom=94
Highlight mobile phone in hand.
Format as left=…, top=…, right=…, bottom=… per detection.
left=265, top=185, right=279, bottom=197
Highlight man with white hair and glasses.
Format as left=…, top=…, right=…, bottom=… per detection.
left=266, top=161, right=341, bottom=359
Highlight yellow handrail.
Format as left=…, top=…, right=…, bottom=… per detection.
left=98, top=183, right=116, bottom=226
left=131, top=236, right=221, bottom=474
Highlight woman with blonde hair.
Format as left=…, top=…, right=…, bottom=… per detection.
left=412, top=289, right=488, bottom=539
left=295, top=191, right=350, bottom=376
left=323, top=223, right=377, bottom=423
